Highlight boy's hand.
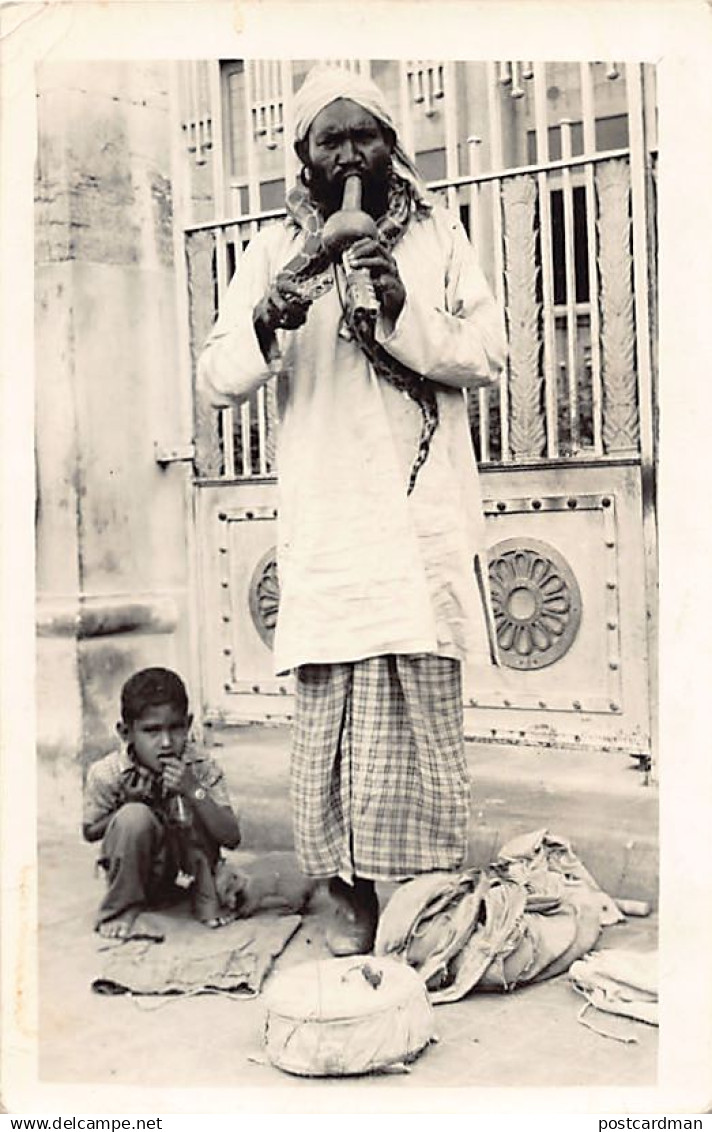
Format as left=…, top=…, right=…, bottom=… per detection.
left=159, top=756, right=197, bottom=798
left=124, top=783, right=155, bottom=806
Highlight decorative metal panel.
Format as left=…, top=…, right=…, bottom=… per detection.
left=488, top=537, right=581, bottom=669
left=248, top=547, right=279, bottom=648
left=501, top=175, right=545, bottom=460
left=476, top=490, right=624, bottom=715
left=596, top=159, right=640, bottom=454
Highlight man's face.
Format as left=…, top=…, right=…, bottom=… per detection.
left=118, top=702, right=192, bottom=775
left=304, top=98, right=394, bottom=213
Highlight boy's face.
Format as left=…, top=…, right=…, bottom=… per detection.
left=117, top=702, right=192, bottom=775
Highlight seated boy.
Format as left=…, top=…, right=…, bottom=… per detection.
left=83, top=666, right=241, bottom=939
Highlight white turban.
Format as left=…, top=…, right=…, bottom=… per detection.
left=292, top=64, right=426, bottom=194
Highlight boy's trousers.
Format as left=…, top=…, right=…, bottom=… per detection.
left=96, top=801, right=221, bottom=927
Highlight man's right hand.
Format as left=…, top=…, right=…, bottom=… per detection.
left=253, top=273, right=312, bottom=336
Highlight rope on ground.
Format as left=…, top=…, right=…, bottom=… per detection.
left=128, top=986, right=259, bottom=1011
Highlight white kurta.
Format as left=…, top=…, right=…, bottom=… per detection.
left=198, top=204, right=506, bottom=676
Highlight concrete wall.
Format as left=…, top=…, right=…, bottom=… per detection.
left=35, top=62, right=196, bottom=819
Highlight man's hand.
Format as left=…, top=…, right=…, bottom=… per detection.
left=346, top=236, right=406, bottom=323
left=253, top=273, right=312, bottom=335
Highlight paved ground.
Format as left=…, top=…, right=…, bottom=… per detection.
left=37, top=725, right=659, bottom=1095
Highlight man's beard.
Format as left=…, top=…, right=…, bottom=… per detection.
left=307, top=155, right=392, bottom=219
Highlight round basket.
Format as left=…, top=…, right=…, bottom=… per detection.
left=262, top=955, right=435, bottom=1077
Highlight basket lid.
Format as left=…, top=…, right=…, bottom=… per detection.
left=263, top=955, right=427, bottom=1022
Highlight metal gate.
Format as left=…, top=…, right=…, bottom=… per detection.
left=177, top=59, right=657, bottom=755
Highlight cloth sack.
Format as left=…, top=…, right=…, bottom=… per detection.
left=568, top=948, right=658, bottom=1026
left=494, top=828, right=624, bottom=927
left=375, top=835, right=610, bottom=1003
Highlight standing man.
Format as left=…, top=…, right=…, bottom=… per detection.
left=198, top=64, right=506, bottom=956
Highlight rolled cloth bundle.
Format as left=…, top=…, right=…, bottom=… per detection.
left=292, top=63, right=427, bottom=199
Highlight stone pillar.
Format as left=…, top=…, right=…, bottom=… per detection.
left=35, top=62, right=195, bottom=822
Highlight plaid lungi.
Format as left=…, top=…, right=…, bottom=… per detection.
left=290, top=654, right=470, bottom=881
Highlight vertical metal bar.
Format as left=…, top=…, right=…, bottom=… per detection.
left=443, top=61, right=459, bottom=212
left=213, top=226, right=236, bottom=480
left=214, top=227, right=228, bottom=322
left=233, top=223, right=252, bottom=478
left=580, top=62, right=604, bottom=454
left=491, top=177, right=508, bottom=462
left=221, top=414, right=237, bottom=478
left=239, top=397, right=252, bottom=479
left=257, top=386, right=268, bottom=474
left=240, top=60, right=261, bottom=477
left=533, top=62, right=559, bottom=457
left=485, top=62, right=508, bottom=461
left=560, top=119, right=580, bottom=453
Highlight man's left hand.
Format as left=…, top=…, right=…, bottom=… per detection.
left=347, top=237, right=406, bottom=323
